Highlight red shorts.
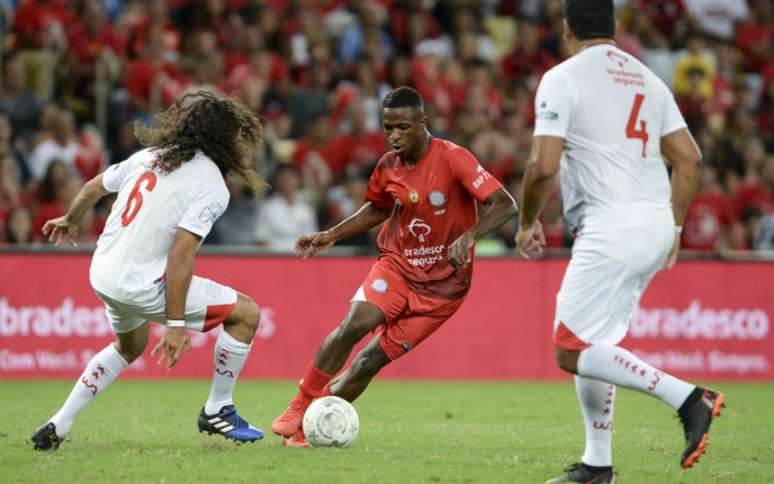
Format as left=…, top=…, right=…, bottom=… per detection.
left=353, top=259, right=465, bottom=360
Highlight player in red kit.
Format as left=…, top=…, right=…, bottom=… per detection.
left=272, top=87, right=518, bottom=446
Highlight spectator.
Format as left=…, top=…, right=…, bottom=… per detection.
left=124, top=27, right=183, bottom=117
left=3, top=206, right=34, bottom=244
left=31, top=158, right=74, bottom=237
left=28, top=109, right=78, bottom=181
left=209, top=179, right=262, bottom=245
left=292, top=114, right=338, bottom=187
left=684, top=0, right=749, bottom=41
left=732, top=140, right=773, bottom=218
left=672, top=35, right=715, bottom=99
left=329, top=100, right=387, bottom=173
left=64, top=0, right=125, bottom=119
left=254, top=164, right=317, bottom=251
left=326, top=169, right=369, bottom=246
left=682, top=165, right=736, bottom=251
left=0, top=155, right=22, bottom=235
left=735, top=0, right=773, bottom=73
left=0, top=52, right=42, bottom=146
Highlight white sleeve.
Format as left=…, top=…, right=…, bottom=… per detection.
left=101, top=160, right=135, bottom=193
left=661, top=82, right=688, bottom=137
left=178, top=185, right=230, bottom=239
left=533, top=69, right=576, bottom=138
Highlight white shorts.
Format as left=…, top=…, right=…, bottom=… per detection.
left=553, top=225, right=674, bottom=349
left=96, top=276, right=238, bottom=334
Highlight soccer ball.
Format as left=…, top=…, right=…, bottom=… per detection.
left=302, top=396, right=359, bottom=448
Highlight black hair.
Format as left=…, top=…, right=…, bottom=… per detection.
left=382, top=86, right=424, bottom=112
left=564, top=0, right=615, bottom=40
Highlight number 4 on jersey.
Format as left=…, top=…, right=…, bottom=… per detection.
left=121, top=172, right=157, bottom=226
left=626, top=93, right=649, bottom=158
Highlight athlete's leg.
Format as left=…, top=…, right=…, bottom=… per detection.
left=329, top=293, right=465, bottom=402
left=204, top=293, right=261, bottom=415
left=313, top=301, right=385, bottom=374
left=556, top=338, right=694, bottom=410
left=328, top=335, right=391, bottom=402
left=272, top=301, right=385, bottom=439
left=574, top=375, right=616, bottom=468
left=35, top=321, right=149, bottom=449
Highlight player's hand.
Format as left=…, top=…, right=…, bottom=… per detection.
left=41, top=215, right=79, bottom=247
left=295, top=231, right=335, bottom=259
left=515, top=221, right=546, bottom=259
left=150, top=326, right=191, bottom=370
left=448, top=231, right=475, bottom=270
left=662, top=233, right=680, bottom=270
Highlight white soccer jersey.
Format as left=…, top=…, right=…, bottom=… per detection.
left=533, top=44, right=687, bottom=232
left=90, top=148, right=229, bottom=303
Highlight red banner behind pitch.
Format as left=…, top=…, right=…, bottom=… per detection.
left=0, top=254, right=771, bottom=380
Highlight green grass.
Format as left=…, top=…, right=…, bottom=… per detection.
left=1, top=380, right=771, bottom=483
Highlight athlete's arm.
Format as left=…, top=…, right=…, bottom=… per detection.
left=662, top=128, right=702, bottom=229
left=661, top=127, right=702, bottom=269
left=42, top=174, right=110, bottom=246
left=448, top=188, right=518, bottom=269
left=151, top=228, right=198, bottom=369
left=296, top=202, right=391, bottom=259
left=515, top=135, right=564, bottom=258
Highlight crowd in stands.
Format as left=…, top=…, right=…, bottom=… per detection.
left=0, top=0, right=771, bottom=253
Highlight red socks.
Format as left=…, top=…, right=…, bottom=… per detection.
left=296, top=363, right=333, bottom=404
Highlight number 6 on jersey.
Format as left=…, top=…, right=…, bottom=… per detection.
left=121, top=172, right=157, bottom=226
left=626, top=93, right=649, bottom=158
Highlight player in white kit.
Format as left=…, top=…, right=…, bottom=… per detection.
left=32, top=92, right=266, bottom=450
left=515, top=2, right=725, bottom=482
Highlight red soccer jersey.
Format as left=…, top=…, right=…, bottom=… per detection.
left=365, top=138, right=503, bottom=300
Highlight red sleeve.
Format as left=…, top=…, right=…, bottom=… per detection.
left=451, top=148, right=503, bottom=202
left=364, top=157, right=394, bottom=209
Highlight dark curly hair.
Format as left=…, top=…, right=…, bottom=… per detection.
left=134, top=91, right=266, bottom=193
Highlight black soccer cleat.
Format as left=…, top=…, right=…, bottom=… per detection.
left=31, top=422, right=64, bottom=451
left=197, top=405, right=264, bottom=443
left=678, top=387, right=725, bottom=469
left=545, top=463, right=616, bottom=483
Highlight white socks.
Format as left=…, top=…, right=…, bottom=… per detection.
left=204, top=330, right=252, bottom=415
left=577, top=345, right=694, bottom=410
left=575, top=376, right=615, bottom=467
left=50, top=343, right=129, bottom=436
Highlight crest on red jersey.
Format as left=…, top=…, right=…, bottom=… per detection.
left=428, top=190, right=446, bottom=207
left=408, top=190, right=420, bottom=203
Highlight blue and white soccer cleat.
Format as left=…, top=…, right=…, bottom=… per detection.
left=197, top=405, right=264, bottom=443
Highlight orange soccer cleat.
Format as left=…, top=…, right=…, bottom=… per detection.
left=271, top=398, right=308, bottom=437
left=282, top=427, right=309, bottom=448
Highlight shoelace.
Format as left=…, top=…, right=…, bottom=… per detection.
left=221, top=408, right=249, bottom=429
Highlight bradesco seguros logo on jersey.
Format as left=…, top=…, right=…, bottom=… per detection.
left=404, top=218, right=444, bottom=267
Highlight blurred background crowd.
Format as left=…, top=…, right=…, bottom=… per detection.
left=0, top=0, right=771, bottom=253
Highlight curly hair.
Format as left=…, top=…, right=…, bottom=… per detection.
left=134, top=91, right=266, bottom=193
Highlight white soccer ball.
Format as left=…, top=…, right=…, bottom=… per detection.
left=302, top=396, right=359, bottom=448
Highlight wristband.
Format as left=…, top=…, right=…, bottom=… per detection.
left=167, top=319, right=185, bottom=327
left=675, top=225, right=683, bottom=234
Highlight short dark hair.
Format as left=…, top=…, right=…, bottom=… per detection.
left=565, top=0, right=615, bottom=40
left=382, top=86, right=424, bottom=112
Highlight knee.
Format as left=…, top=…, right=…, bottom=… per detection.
left=351, top=349, right=388, bottom=376
left=233, top=294, right=261, bottom=335
left=242, top=298, right=261, bottom=334
left=555, top=348, right=581, bottom=374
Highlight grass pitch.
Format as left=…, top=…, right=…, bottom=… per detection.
left=1, top=380, right=771, bottom=483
